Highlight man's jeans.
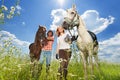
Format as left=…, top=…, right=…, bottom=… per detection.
left=39, top=50, right=52, bottom=65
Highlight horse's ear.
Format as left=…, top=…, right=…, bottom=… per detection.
left=39, top=25, right=41, bottom=28
left=72, top=4, right=76, bottom=10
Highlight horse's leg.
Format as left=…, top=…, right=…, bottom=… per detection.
left=93, top=49, right=104, bottom=76
left=94, top=54, right=99, bottom=71
left=81, top=52, right=88, bottom=80
left=93, top=50, right=99, bottom=69
left=88, top=44, right=94, bottom=76
left=93, top=46, right=100, bottom=72
left=89, top=54, right=94, bottom=75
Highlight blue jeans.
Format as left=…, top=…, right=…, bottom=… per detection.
left=39, top=50, right=52, bottom=65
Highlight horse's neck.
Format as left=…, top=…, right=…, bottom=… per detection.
left=77, top=16, right=92, bottom=43
left=34, top=31, right=40, bottom=45
left=34, top=31, right=38, bottom=43
left=77, top=16, right=88, bottom=36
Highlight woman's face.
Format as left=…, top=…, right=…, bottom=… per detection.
left=48, top=32, right=53, bottom=37
left=58, top=27, right=64, bottom=33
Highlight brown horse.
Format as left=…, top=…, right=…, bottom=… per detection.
left=29, top=25, right=46, bottom=62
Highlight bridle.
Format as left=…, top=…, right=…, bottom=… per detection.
left=64, top=10, right=79, bottom=38
left=38, top=29, right=46, bottom=45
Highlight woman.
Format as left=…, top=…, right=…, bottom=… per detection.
left=39, top=30, right=54, bottom=74
left=56, top=26, right=72, bottom=80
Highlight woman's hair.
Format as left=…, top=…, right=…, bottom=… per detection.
left=56, top=26, right=65, bottom=37
left=47, top=30, right=53, bottom=36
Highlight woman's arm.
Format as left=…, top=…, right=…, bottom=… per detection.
left=47, top=37, right=54, bottom=41
left=56, top=41, right=59, bottom=54
left=56, top=38, right=59, bottom=59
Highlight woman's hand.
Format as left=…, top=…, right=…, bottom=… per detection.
left=56, top=54, right=59, bottom=59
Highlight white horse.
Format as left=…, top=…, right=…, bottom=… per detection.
left=62, top=5, right=99, bottom=80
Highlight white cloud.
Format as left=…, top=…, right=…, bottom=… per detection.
left=99, top=33, right=120, bottom=63
left=50, top=9, right=66, bottom=30
left=50, top=9, right=115, bottom=34
left=0, top=30, right=30, bottom=53
left=81, top=10, right=115, bottom=34
left=50, top=9, right=119, bottom=63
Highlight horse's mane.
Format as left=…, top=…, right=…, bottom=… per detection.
left=34, top=29, right=40, bottom=46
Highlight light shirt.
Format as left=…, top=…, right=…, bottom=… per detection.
left=57, top=33, right=70, bottom=49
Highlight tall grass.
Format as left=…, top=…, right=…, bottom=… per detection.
left=0, top=40, right=120, bottom=80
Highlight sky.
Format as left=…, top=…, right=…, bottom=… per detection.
left=0, top=0, right=120, bottom=63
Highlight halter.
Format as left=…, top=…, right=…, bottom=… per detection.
left=64, top=11, right=79, bottom=38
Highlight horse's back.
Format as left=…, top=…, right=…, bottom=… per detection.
left=87, top=31, right=97, bottom=41
left=87, top=31, right=98, bottom=47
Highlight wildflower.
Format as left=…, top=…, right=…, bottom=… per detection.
left=16, top=5, right=21, bottom=10
left=10, top=6, right=16, bottom=11
left=7, top=14, right=13, bottom=19
left=58, top=58, right=63, bottom=63
left=69, top=73, right=77, bottom=77
left=1, top=5, right=8, bottom=11
left=10, top=10, right=15, bottom=15
left=3, top=67, right=7, bottom=70
left=17, top=64, right=22, bottom=70
left=0, top=13, right=4, bottom=19
left=57, top=73, right=61, bottom=76
left=17, top=11, right=20, bottom=15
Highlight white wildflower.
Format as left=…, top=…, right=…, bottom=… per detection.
left=10, top=10, right=14, bottom=15
left=57, top=73, right=61, bottom=76
left=17, top=64, right=22, bottom=70
left=10, top=6, right=16, bottom=11
left=7, top=14, right=13, bottom=19
left=17, top=11, right=20, bottom=15
left=1, top=5, right=8, bottom=11
left=69, top=73, right=77, bottom=77
left=58, top=58, right=63, bottom=63
left=16, top=5, right=21, bottom=10
left=17, top=64, right=21, bottom=68
left=0, top=13, right=4, bottom=19
left=3, top=67, right=7, bottom=70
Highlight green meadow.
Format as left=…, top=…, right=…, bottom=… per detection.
left=0, top=41, right=120, bottom=80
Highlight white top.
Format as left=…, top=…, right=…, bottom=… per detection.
left=57, top=33, right=70, bottom=49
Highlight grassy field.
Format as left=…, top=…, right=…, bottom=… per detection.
left=0, top=41, right=120, bottom=80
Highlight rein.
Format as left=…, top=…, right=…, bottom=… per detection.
left=68, top=28, right=73, bottom=37
left=66, top=12, right=79, bottom=38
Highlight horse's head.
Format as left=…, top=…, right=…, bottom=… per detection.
left=62, top=5, right=79, bottom=30
left=37, top=25, right=46, bottom=42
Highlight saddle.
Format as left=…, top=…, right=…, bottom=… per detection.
left=87, top=31, right=97, bottom=42
left=71, top=30, right=98, bottom=46
left=87, top=30, right=98, bottom=46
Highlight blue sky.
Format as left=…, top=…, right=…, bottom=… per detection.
left=0, top=0, right=120, bottom=63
